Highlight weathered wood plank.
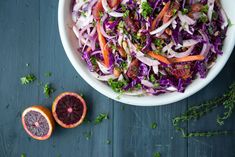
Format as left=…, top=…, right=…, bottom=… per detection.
left=113, top=101, right=188, bottom=157
left=0, top=0, right=40, bottom=156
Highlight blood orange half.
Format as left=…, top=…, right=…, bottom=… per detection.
left=52, top=92, right=87, bottom=128
left=22, top=106, right=55, bottom=140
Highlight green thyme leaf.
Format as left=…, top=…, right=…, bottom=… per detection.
left=20, top=74, right=36, bottom=85
left=182, top=8, right=188, bottom=15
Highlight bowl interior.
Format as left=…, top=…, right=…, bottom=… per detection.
left=58, top=0, right=235, bottom=106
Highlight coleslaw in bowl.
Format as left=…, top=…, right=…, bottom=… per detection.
left=58, top=0, right=235, bottom=106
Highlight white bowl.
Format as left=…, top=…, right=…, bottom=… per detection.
left=58, top=0, right=235, bottom=106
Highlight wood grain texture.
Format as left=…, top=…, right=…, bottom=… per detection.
left=0, top=0, right=235, bottom=157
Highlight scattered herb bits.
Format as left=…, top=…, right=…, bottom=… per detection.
left=43, top=83, right=55, bottom=97
left=20, top=74, right=36, bottom=85
left=151, top=122, right=157, bottom=129
left=153, top=152, right=161, bottom=157
left=94, top=113, right=109, bottom=124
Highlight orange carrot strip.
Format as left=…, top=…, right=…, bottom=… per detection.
left=148, top=51, right=171, bottom=65
left=170, top=55, right=205, bottom=63
left=97, top=22, right=110, bottom=67
left=151, top=1, right=171, bottom=30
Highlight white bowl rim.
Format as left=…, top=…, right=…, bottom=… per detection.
left=58, top=0, right=235, bottom=106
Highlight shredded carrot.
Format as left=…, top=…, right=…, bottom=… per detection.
left=170, top=55, right=205, bottom=63
left=148, top=51, right=171, bottom=65
left=97, top=22, right=110, bottom=67
left=151, top=1, right=171, bottom=30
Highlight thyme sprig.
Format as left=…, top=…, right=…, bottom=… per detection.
left=173, top=83, right=235, bottom=138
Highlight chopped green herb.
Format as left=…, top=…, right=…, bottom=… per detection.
left=141, top=2, right=153, bottom=19
left=99, top=11, right=104, bottom=18
left=43, top=83, right=55, bottom=97
left=84, top=131, right=92, bottom=140
left=94, top=113, right=109, bottom=124
left=150, top=74, right=156, bottom=83
left=199, top=14, right=208, bottom=23
left=172, top=9, right=177, bottom=15
left=108, top=79, right=127, bottom=93
left=20, top=74, right=36, bottom=85
left=135, top=83, right=142, bottom=90
left=154, top=39, right=163, bottom=48
left=106, top=139, right=111, bottom=144
left=110, top=44, right=118, bottom=51
left=151, top=122, right=157, bottom=129
left=212, top=11, right=218, bottom=20
left=44, top=72, right=52, bottom=77
left=123, top=9, right=130, bottom=18
left=80, top=11, right=87, bottom=17
left=153, top=83, right=160, bottom=88
left=181, top=8, right=188, bottom=15
left=201, top=4, right=209, bottom=13
left=153, top=152, right=161, bottom=157
left=21, top=153, right=26, bottom=157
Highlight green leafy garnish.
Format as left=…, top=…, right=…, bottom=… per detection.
left=199, top=14, right=208, bottom=23
left=153, top=152, right=161, bottom=157
left=123, top=9, right=130, bottom=18
left=108, top=79, right=127, bottom=93
left=43, top=83, right=55, bottom=97
left=141, top=2, right=153, bottom=19
left=20, top=74, right=36, bottom=85
left=173, top=82, right=235, bottom=138
left=21, top=153, right=26, bottom=157
left=181, top=8, right=188, bottom=15
left=94, top=113, right=109, bottom=124
left=172, top=9, right=177, bottom=15
left=201, top=4, right=209, bottom=13
left=150, top=74, right=156, bottom=83
left=151, top=122, right=157, bottom=129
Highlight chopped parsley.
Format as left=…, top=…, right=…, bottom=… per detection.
left=181, top=8, right=188, bottom=15
left=208, top=26, right=214, bottom=35
left=150, top=74, right=156, bottom=83
left=21, top=153, right=26, bottom=157
left=151, top=122, right=157, bottom=129
left=141, top=2, right=153, bottom=19
left=123, top=9, right=130, bottom=18
left=199, top=14, right=208, bottom=23
left=94, top=113, right=109, bottom=124
left=108, top=79, right=127, bottom=93
left=201, top=4, right=209, bottom=13
left=80, top=11, right=87, bottom=17
left=43, top=83, right=55, bottom=97
left=154, top=39, right=163, bottom=48
left=153, top=152, right=161, bottom=157
left=20, top=74, right=36, bottom=85
left=172, top=9, right=177, bottom=15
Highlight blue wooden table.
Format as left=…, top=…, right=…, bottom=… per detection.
left=0, top=0, right=235, bottom=157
